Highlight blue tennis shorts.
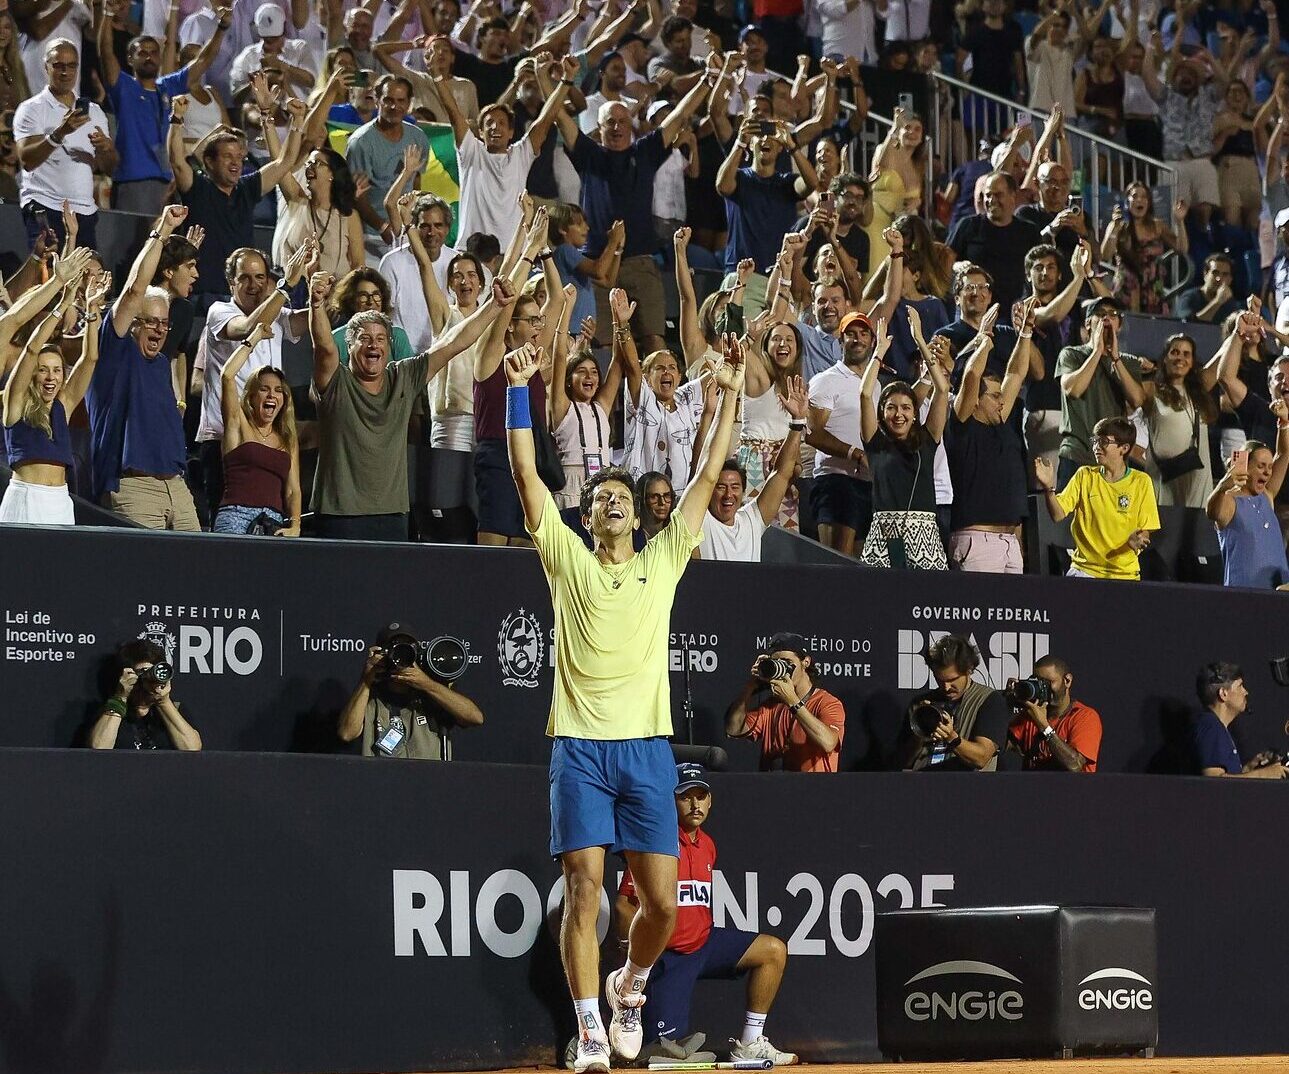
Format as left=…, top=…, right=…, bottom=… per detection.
left=549, top=737, right=679, bottom=857
left=644, top=927, right=759, bottom=1042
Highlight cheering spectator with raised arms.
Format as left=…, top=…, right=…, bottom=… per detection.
left=213, top=319, right=301, bottom=536
left=0, top=251, right=99, bottom=524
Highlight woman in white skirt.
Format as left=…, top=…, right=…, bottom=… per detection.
left=548, top=285, right=621, bottom=510
left=1, top=262, right=105, bottom=524
left=858, top=315, right=950, bottom=570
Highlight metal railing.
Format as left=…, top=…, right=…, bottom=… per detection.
left=928, top=69, right=1183, bottom=288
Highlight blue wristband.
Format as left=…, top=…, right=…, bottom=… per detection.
left=506, top=385, right=532, bottom=430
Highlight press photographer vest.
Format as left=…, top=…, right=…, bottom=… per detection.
left=908, top=680, right=999, bottom=772
left=361, top=696, right=446, bottom=760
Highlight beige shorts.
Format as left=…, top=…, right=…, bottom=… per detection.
left=106, top=474, right=200, bottom=531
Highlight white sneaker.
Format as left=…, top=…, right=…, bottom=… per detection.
left=573, top=1034, right=612, bottom=1073
left=729, top=1036, right=799, bottom=1066
left=604, top=968, right=646, bottom=1060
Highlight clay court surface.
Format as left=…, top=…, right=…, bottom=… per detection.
left=414, top=1059, right=1289, bottom=1074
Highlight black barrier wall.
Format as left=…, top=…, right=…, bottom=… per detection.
left=1, top=524, right=1286, bottom=770
left=0, top=752, right=1285, bottom=1074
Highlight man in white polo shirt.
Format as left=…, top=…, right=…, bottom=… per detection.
left=13, top=38, right=118, bottom=251
left=195, top=246, right=309, bottom=519
left=699, top=378, right=807, bottom=562
left=806, top=311, right=877, bottom=558
left=379, top=193, right=461, bottom=354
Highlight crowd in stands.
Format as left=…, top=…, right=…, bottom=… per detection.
left=5, top=0, right=1289, bottom=588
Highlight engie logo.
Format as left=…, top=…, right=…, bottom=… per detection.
left=137, top=607, right=264, bottom=676
left=898, top=629, right=1050, bottom=690
left=498, top=609, right=545, bottom=688
left=1077, top=968, right=1154, bottom=1011
left=903, top=961, right=1025, bottom=1022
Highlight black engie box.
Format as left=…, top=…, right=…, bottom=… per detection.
left=875, top=906, right=1158, bottom=1061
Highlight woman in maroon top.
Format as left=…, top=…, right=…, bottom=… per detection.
left=212, top=321, right=302, bottom=536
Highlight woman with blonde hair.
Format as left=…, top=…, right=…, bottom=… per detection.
left=213, top=320, right=301, bottom=535
left=0, top=254, right=101, bottom=524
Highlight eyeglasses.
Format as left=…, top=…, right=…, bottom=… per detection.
left=1091, top=435, right=1125, bottom=446
left=959, top=283, right=992, bottom=295
left=514, top=314, right=547, bottom=326
left=135, top=316, right=170, bottom=330
left=47, top=61, right=77, bottom=72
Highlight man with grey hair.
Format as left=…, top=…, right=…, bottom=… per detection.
left=307, top=262, right=518, bottom=540
left=379, top=192, right=463, bottom=354
left=550, top=68, right=716, bottom=354
left=14, top=38, right=118, bottom=250
left=88, top=205, right=198, bottom=529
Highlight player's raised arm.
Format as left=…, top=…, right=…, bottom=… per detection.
left=505, top=342, right=549, bottom=532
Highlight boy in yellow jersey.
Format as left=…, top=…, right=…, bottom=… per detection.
left=504, top=331, right=745, bottom=1074
left=1035, top=415, right=1160, bottom=580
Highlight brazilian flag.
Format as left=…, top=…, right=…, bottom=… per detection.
left=325, top=120, right=462, bottom=245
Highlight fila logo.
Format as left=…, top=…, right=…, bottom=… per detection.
left=677, top=880, right=712, bottom=906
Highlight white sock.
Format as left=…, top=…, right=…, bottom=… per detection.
left=741, top=1011, right=768, bottom=1045
left=574, top=998, right=606, bottom=1041
left=621, top=958, right=651, bottom=997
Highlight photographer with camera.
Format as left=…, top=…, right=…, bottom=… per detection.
left=725, top=632, right=845, bottom=773
left=897, top=634, right=1008, bottom=772
left=1005, top=656, right=1102, bottom=772
left=88, top=639, right=202, bottom=751
left=337, top=623, right=484, bottom=760
left=1191, top=662, right=1288, bottom=779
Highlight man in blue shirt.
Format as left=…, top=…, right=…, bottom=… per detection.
left=551, top=70, right=715, bottom=356
left=1191, top=662, right=1287, bottom=779
left=98, top=0, right=228, bottom=214
left=89, top=204, right=201, bottom=530
left=716, top=117, right=816, bottom=319
left=345, top=75, right=429, bottom=256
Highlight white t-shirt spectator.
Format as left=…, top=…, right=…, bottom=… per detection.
left=699, top=501, right=766, bottom=561
left=884, top=0, right=930, bottom=41
left=196, top=304, right=300, bottom=442
left=652, top=148, right=687, bottom=222
left=229, top=38, right=316, bottom=98
left=808, top=361, right=872, bottom=480
left=13, top=88, right=107, bottom=216
left=815, top=0, right=880, bottom=64
left=181, top=0, right=300, bottom=98
left=455, top=130, right=535, bottom=251
left=19, top=0, right=91, bottom=92
left=378, top=241, right=462, bottom=354
left=622, top=377, right=706, bottom=482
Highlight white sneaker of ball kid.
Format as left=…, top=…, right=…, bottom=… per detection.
left=729, top=1036, right=799, bottom=1066
left=603, top=967, right=646, bottom=1060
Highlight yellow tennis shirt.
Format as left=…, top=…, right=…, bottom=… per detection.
left=529, top=491, right=703, bottom=739
left=1056, top=465, right=1160, bottom=580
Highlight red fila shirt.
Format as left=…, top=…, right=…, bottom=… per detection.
left=619, top=824, right=716, bottom=954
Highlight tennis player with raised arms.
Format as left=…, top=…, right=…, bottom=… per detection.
left=504, top=334, right=745, bottom=1073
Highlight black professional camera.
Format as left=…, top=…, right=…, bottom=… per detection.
left=1005, top=676, right=1052, bottom=707
left=909, top=700, right=950, bottom=739
left=754, top=656, right=795, bottom=682
left=139, top=661, right=173, bottom=685
left=378, top=633, right=469, bottom=683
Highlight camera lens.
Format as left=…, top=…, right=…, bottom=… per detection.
left=755, top=656, right=794, bottom=681
left=386, top=641, right=419, bottom=669
left=910, top=702, right=944, bottom=738
left=143, top=661, right=173, bottom=685
left=427, top=637, right=467, bottom=682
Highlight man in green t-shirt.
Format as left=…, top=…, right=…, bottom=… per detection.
left=1054, top=297, right=1143, bottom=487
left=306, top=263, right=517, bottom=540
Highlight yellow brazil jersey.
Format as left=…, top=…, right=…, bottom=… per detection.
left=529, top=491, right=704, bottom=739
left=1056, top=466, right=1160, bottom=580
